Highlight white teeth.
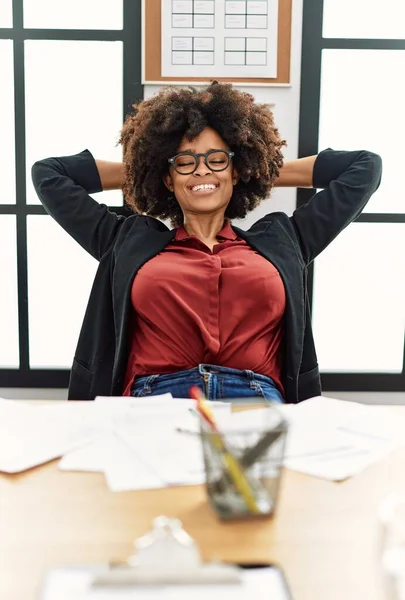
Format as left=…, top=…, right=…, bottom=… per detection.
left=191, top=184, right=217, bottom=192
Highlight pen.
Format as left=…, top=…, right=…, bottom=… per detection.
left=177, top=428, right=282, bottom=467
left=189, top=387, right=261, bottom=515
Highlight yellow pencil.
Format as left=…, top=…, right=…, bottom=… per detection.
left=190, top=387, right=261, bottom=515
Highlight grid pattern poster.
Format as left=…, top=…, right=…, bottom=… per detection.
left=161, top=0, right=279, bottom=78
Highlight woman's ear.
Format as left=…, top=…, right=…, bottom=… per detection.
left=162, top=172, right=174, bottom=192
left=232, top=166, right=240, bottom=186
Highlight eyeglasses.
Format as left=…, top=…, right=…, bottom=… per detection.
left=168, top=149, right=234, bottom=175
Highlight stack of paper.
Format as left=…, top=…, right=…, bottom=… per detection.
left=0, top=398, right=94, bottom=473
left=1, top=395, right=404, bottom=486
left=59, top=395, right=231, bottom=491
left=203, top=397, right=405, bottom=482
left=277, top=397, right=405, bottom=480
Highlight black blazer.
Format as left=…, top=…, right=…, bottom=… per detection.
left=31, top=148, right=382, bottom=402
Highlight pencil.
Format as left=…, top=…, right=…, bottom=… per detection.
left=189, top=387, right=261, bottom=515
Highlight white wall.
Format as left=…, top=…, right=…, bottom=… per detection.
left=145, top=0, right=304, bottom=224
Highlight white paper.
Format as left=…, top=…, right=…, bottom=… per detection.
left=223, top=399, right=405, bottom=481
left=60, top=396, right=231, bottom=491
left=0, top=399, right=93, bottom=473
left=213, top=404, right=354, bottom=460
left=102, top=433, right=165, bottom=492
left=40, top=566, right=291, bottom=600
left=161, top=0, right=279, bottom=78
left=4, top=395, right=401, bottom=485
left=111, top=401, right=231, bottom=488
left=276, top=397, right=405, bottom=481
left=59, top=434, right=115, bottom=473
left=116, top=424, right=205, bottom=487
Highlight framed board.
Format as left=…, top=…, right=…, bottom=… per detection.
left=143, top=0, right=292, bottom=86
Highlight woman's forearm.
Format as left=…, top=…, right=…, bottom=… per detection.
left=95, top=160, right=125, bottom=191
left=94, top=154, right=317, bottom=192
left=275, top=155, right=317, bottom=188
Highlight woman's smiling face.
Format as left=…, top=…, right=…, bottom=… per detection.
left=163, top=127, right=239, bottom=219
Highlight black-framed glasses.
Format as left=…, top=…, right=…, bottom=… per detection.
left=168, top=149, right=234, bottom=175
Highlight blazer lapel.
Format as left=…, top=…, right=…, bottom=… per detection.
left=112, top=219, right=175, bottom=388
left=234, top=223, right=305, bottom=381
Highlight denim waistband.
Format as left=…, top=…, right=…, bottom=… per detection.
left=134, top=364, right=277, bottom=386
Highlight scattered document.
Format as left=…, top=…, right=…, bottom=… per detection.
left=219, top=397, right=405, bottom=481
left=0, top=394, right=213, bottom=477
left=40, top=565, right=291, bottom=600
left=277, top=397, right=405, bottom=481
left=0, top=398, right=93, bottom=473
left=102, top=432, right=166, bottom=492
left=59, top=396, right=231, bottom=491
left=2, top=395, right=405, bottom=485
left=116, top=421, right=206, bottom=488
left=59, top=433, right=116, bottom=473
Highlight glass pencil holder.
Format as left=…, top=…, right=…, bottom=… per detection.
left=200, top=404, right=288, bottom=521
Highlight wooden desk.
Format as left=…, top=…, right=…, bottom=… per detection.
left=1, top=404, right=405, bottom=600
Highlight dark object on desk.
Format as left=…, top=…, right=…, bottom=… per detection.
left=208, top=429, right=284, bottom=493
left=240, top=429, right=284, bottom=469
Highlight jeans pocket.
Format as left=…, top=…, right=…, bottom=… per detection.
left=132, top=386, right=151, bottom=398
left=253, top=382, right=283, bottom=404
left=131, top=375, right=157, bottom=397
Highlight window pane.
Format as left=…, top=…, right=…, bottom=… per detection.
left=23, top=0, right=123, bottom=29
left=319, top=50, right=405, bottom=214
left=323, top=0, right=405, bottom=39
left=0, top=217, right=19, bottom=368
left=0, top=40, right=16, bottom=205
left=312, top=223, right=405, bottom=373
left=0, top=0, right=12, bottom=27
left=25, top=40, right=123, bottom=207
left=27, top=216, right=97, bottom=368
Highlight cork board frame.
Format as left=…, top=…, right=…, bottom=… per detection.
left=142, top=0, right=292, bottom=87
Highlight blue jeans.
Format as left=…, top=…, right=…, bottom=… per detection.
left=130, top=364, right=284, bottom=403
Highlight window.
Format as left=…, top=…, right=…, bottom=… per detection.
left=0, top=40, right=16, bottom=205
left=0, top=0, right=13, bottom=27
left=299, top=0, right=405, bottom=391
left=0, top=0, right=141, bottom=388
left=0, top=216, right=19, bottom=368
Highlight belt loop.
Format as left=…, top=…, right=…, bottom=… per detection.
left=144, top=374, right=159, bottom=392
left=244, top=369, right=255, bottom=381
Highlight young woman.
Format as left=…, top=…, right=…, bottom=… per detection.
left=32, top=82, right=382, bottom=402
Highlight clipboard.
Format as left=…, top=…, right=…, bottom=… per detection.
left=40, top=564, right=293, bottom=599
left=39, top=516, right=293, bottom=598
